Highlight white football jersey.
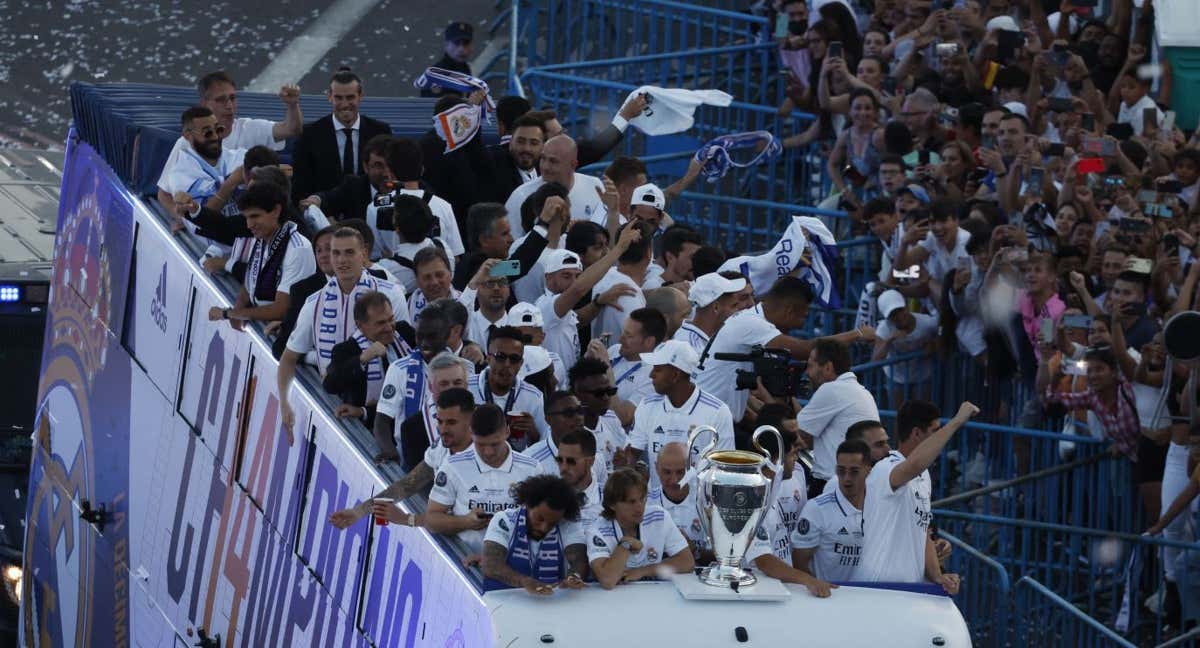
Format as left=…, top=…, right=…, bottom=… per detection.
left=694, top=304, right=782, bottom=421
left=856, top=450, right=930, bottom=583
left=608, top=345, right=654, bottom=407
left=586, top=505, right=690, bottom=569
left=650, top=484, right=706, bottom=549
left=628, top=387, right=735, bottom=497
left=467, top=370, right=551, bottom=448
left=744, top=494, right=793, bottom=564
left=791, top=487, right=864, bottom=582
left=428, top=447, right=544, bottom=554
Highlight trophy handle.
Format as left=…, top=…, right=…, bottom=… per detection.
left=749, top=425, right=786, bottom=546
left=688, top=425, right=719, bottom=555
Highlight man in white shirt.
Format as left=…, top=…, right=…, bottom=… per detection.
left=467, top=326, right=551, bottom=450
left=592, top=220, right=655, bottom=343
left=608, top=307, right=666, bottom=407
left=460, top=260, right=510, bottom=349
left=505, top=302, right=566, bottom=386
left=896, top=199, right=971, bottom=290
left=426, top=403, right=548, bottom=554
left=629, top=341, right=735, bottom=496
left=156, top=72, right=301, bottom=207
left=328, top=387, right=476, bottom=530
left=857, top=399, right=976, bottom=592
left=650, top=442, right=707, bottom=557
left=157, top=106, right=247, bottom=213
left=407, top=247, right=458, bottom=321
left=505, top=135, right=608, bottom=239
left=797, top=339, right=881, bottom=497
left=569, top=358, right=631, bottom=474
left=552, top=426, right=606, bottom=525
left=1115, top=74, right=1163, bottom=137
left=375, top=194, right=452, bottom=293
left=792, top=439, right=870, bottom=582
left=648, top=225, right=704, bottom=289
left=374, top=302, right=454, bottom=462
left=673, top=272, right=748, bottom=354
left=537, top=225, right=642, bottom=373
left=696, top=277, right=873, bottom=423
left=481, top=475, right=588, bottom=593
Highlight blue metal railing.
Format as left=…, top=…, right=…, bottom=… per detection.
left=939, top=530, right=1013, bottom=646
left=1014, top=576, right=1139, bottom=648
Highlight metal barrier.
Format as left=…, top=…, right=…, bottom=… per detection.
left=939, top=530, right=1013, bottom=646
left=1014, top=576, right=1139, bottom=648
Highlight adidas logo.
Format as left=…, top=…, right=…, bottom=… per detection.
left=468, top=485, right=480, bottom=493
left=837, top=527, right=849, bottom=535
left=150, top=262, right=168, bottom=333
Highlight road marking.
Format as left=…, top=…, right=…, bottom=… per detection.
left=246, top=0, right=386, bottom=92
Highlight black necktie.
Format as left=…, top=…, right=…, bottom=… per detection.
left=342, top=127, right=355, bottom=176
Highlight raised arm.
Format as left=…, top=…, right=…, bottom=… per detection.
left=552, top=220, right=640, bottom=318
left=273, top=84, right=303, bottom=142
left=889, top=402, right=979, bottom=490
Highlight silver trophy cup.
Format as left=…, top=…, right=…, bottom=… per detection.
left=687, top=425, right=784, bottom=588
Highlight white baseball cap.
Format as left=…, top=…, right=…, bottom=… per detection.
left=505, top=302, right=543, bottom=328
left=518, top=345, right=553, bottom=380
left=630, top=183, right=666, bottom=211
left=639, top=340, right=700, bottom=374
left=689, top=272, right=747, bottom=308
left=877, top=289, right=907, bottom=317
left=986, top=15, right=1020, bottom=33
left=543, top=249, right=583, bottom=274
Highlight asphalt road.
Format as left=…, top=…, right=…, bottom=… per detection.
left=0, top=0, right=500, bottom=150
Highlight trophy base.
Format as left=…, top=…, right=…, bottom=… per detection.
left=671, top=572, right=792, bottom=601
left=697, top=563, right=757, bottom=589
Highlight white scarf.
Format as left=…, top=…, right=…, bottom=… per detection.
left=719, top=216, right=842, bottom=308
left=619, top=86, right=733, bottom=136
left=314, top=270, right=391, bottom=375
left=352, top=331, right=410, bottom=402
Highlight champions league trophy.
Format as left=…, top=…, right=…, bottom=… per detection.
left=687, top=425, right=784, bottom=589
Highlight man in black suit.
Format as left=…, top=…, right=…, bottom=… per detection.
left=322, top=291, right=414, bottom=427
left=298, top=134, right=393, bottom=222
left=483, top=113, right=545, bottom=203
left=452, top=200, right=566, bottom=290
left=291, top=68, right=392, bottom=203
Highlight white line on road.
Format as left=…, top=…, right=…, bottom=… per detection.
left=246, top=0, right=386, bottom=92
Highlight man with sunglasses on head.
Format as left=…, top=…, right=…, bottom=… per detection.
left=157, top=106, right=248, bottom=216
left=467, top=326, right=550, bottom=451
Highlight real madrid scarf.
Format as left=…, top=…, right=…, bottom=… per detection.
left=718, top=216, right=843, bottom=308
left=507, top=507, right=565, bottom=584
left=694, top=131, right=781, bottom=183
left=433, top=102, right=483, bottom=153
left=351, top=331, right=410, bottom=403
left=314, top=270, right=386, bottom=375
left=245, top=220, right=297, bottom=304
left=413, top=67, right=497, bottom=115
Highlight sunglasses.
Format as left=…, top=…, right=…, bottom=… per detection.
left=188, top=123, right=228, bottom=139
left=585, top=387, right=618, bottom=397
left=490, top=351, right=524, bottom=365
left=549, top=407, right=585, bottom=417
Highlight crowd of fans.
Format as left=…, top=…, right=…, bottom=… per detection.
left=153, top=2, right=1198, bottom=631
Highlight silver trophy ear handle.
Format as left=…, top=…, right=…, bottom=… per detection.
left=687, top=425, right=719, bottom=466
left=751, top=425, right=785, bottom=472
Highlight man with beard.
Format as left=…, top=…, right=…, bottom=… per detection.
left=374, top=301, right=455, bottom=463
left=291, top=68, right=392, bottom=202
left=328, top=387, right=476, bottom=530
left=157, top=107, right=247, bottom=214
left=504, top=135, right=608, bottom=239
left=299, top=134, right=393, bottom=223
left=569, top=358, right=630, bottom=474
left=467, top=326, right=551, bottom=450
left=486, top=113, right=546, bottom=202
left=673, top=272, right=748, bottom=355
left=481, top=474, right=589, bottom=593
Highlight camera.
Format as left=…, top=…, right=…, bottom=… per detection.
left=712, top=346, right=807, bottom=398
left=373, top=181, right=398, bottom=231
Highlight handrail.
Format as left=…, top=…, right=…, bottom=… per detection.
left=1013, top=576, right=1138, bottom=648
left=932, top=452, right=1112, bottom=508
left=529, top=42, right=780, bottom=72
left=938, top=530, right=1011, bottom=593
left=591, top=0, right=771, bottom=23
left=1155, top=626, right=1200, bottom=647
left=508, top=0, right=523, bottom=97
left=933, top=510, right=1200, bottom=551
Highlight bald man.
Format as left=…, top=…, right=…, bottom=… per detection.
left=653, top=442, right=709, bottom=557
left=504, top=134, right=608, bottom=239
left=645, top=286, right=690, bottom=339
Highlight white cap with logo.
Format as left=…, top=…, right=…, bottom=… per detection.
left=630, top=183, right=666, bottom=211
left=543, top=249, right=583, bottom=274
left=689, top=272, right=747, bottom=308
left=505, top=302, right=543, bottom=328
left=639, top=340, right=700, bottom=375
left=518, top=345, right=553, bottom=380
left=877, top=289, right=907, bottom=317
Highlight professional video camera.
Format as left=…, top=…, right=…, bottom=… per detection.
left=712, top=345, right=806, bottom=398
left=371, top=181, right=441, bottom=237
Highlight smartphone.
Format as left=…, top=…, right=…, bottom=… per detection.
left=1081, top=113, right=1096, bottom=132
left=1050, top=43, right=1070, bottom=67
left=957, top=256, right=972, bottom=274
left=1025, top=167, right=1045, bottom=194
left=1118, top=217, right=1150, bottom=233
left=1038, top=317, right=1055, bottom=344
left=1063, top=314, right=1093, bottom=329
left=1082, top=136, right=1117, bottom=157
left=1143, top=106, right=1160, bottom=132
left=919, top=149, right=931, bottom=165
left=935, top=42, right=959, bottom=57
left=882, top=77, right=897, bottom=94
left=1107, top=122, right=1134, bottom=141
left=1126, top=257, right=1153, bottom=274
left=1046, top=142, right=1066, bottom=157
left=600, top=332, right=612, bottom=346
left=893, top=265, right=922, bottom=280
left=1009, top=248, right=1029, bottom=263
left=981, top=134, right=996, bottom=150
left=996, top=31, right=1025, bottom=62
left=1146, top=203, right=1173, bottom=218
left=489, top=259, right=521, bottom=277
left=1048, top=97, right=1074, bottom=113
left=1164, top=233, right=1181, bottom=256
left=828, top=41, right=844, bottom=59
left=774, top=13, right=789, bottom=39
left=1158, top=179, right=1184, bottom=194
left=1162, top=111, right=1177, bottom=133
left=1136, top=189, right=1158, bottom=203
left=1064, top=359, right=1088, bottom=376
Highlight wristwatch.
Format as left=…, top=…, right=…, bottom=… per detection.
left=407, top=513, right=417, bottom=527
left=222, top=308, right=231, bottom=320
left=619, top=540, right=635, bottom=552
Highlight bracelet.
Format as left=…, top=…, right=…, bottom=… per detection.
left=407, top=513, right=417, bottom=527
left=222, top=308, right=230, bottom=320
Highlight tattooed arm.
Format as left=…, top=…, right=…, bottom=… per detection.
left=483, top=541, right=553, bottom=595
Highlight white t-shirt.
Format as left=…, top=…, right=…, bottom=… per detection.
left=1117, top=94, right=1163, bottom=137
left=609, top=345, right=654, bottom=407
left=642, top=262, right=666, bottom=290
left=628, top=386, right=735, bottom=497
left=467, top=370, right=551, bottom=447
left=483, top=507, right=586, bottom=564
left=590, top=410, right=629, bottom=476
left=429, top=447, right=545, bottom=554
left=376, top=354, right=430, bottom=421
left=592, top=267, right=646, bottom=344
left=791, top=487, right=864, bottom=582
left=875, top=314, right=939, bottom=384
left=917, top=228, right=971, bottom=283
left=505, top=174, right=608, bottom=239
left=796, top=372, right=881, bottom=480
left=157, top=117, right=279, bottom=193
left=856, top=450, right=930, bottom=583
left=585, top=505, right=690, bottom=569
left=672, top=320, right=711, bottom=356
left=651, top=484, right=706, bottom=549
left=536, top=289, right=581, bottom=373
left=240, top=230, right=315, bottom=306
left=694, top=304, right=782, bottom=421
